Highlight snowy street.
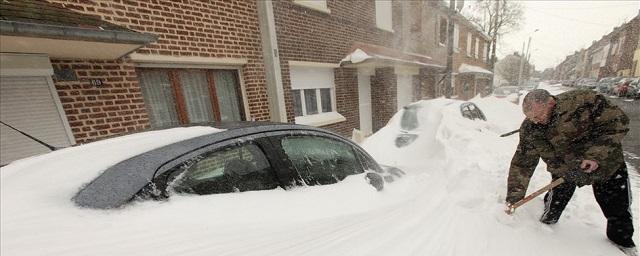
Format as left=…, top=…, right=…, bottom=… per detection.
left=3, top=83, right=637, bottom=256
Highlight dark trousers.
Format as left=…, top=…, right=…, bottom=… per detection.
left=541, top=165, right=635, bottom=247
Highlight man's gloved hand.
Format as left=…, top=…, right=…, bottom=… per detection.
left=563, top=168, right=591, bottom=187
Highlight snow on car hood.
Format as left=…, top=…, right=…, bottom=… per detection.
left=0, top=126, right=421, bottom=256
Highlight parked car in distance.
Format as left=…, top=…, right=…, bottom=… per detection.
left=491, top=86, right=521, bottom=104
left=613, top=77, right=639, bottom=98
left=596, top=77, right=621, bottom=93
left=576, top=78, right=597, bottom=90
left=627, top=79, right=640, bottom=99
left=611, top=77, right=634, bottom=96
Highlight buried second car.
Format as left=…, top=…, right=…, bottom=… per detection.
left=1, top=122, right=404, bottom=255
left=394, top=99, right=486, bottom=148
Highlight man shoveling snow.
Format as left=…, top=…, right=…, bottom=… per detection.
left=505, top=89, right=636, bottom=255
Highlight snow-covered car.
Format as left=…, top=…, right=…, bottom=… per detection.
left=491, top=86, right=521, bottom=104
left=1, top=122, right=405, bottom=255
left=378, top=99, right=486, bottom=149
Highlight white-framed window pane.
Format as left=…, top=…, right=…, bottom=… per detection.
left=180, top=70, right=214, bottom=123
left=475, top=39, right=480, bottom=58
left=483, top=43, right=488, bottom=61
left=138, top=70, right=179, bottom=127
left=304, top=89, right=318, bottom=115
left=214, top=70, right=242, bottom=121
left=375, top=0, right=393, bottom=31
left=292, top=89, right=303, bottom=117
left=320, top=88, right=332, bottom=112
left=466, top=33, right=472, bottom=56
left=294, top=0, right=327, bottom=10
left=453, top=24, right=459, bottom=51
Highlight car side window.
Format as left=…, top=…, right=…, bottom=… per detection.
left=280, top=135, right=363, bottom=186
left=166, top=143, right=279, bottom=195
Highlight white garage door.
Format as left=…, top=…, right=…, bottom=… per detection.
left=0, top=76, right=74, bottom=165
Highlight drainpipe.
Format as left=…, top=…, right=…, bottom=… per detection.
left=256, top=0, right=287, bottom=122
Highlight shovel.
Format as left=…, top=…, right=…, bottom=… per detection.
left=506, top=178, right=565, bottom=214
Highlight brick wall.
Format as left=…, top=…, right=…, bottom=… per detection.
left=51, top=59, right=148, bottom=142
left=272, top=0, right=395, bottom=136
left=48, top=0, right=269, bottom=141
left=371, top=67, right=397, bottom=132
left=322, top=68, right=360, bottom=135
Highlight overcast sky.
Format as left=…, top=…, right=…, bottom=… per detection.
left=497, top=1, right=640, bottom=70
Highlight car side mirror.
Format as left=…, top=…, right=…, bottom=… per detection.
left=365, top=172, right=384, bottom=191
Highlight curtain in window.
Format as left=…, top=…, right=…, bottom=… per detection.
left=138, top=70, right=179, bottom=127
left=180, top=70, right=214, bottom=123
left=214, top=71, right=242, bottom=121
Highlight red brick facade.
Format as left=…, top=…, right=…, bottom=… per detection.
left=51, top=59, right=147, bottom=142
left=47, top=0, right=269, bottom=142
left=272, top=0, right=397, bottom=136
left=26, top=0, right=492, bottom=143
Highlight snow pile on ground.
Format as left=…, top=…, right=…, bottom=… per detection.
left=1, top=83, right=637, bottom=256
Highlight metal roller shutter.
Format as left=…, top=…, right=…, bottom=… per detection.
left=0, top=76, right=74, bottom=165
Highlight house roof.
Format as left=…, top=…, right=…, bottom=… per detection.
left=0, top=0, right=156, bottom=59
left=1, top=0, right=129, bottom=31
left=340, top=42, right=445, bottom=69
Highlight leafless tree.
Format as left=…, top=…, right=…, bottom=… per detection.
left=463, top=0, right=524, bottom=71
left=496, top=53, right=531, bottom=85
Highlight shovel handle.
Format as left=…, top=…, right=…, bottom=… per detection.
left=510, top=178, right=565, bottom=212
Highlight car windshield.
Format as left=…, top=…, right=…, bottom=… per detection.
left=400, top=105, right=421, bottom=131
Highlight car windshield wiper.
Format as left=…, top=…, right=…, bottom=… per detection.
left=0, top=121, right=62, bottom=151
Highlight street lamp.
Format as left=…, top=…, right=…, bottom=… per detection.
left=518, top=29, right=539, bottom=86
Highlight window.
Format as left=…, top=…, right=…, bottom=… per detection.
left=466, top=33, right=472, bottom=56
left=138, top=69, right=244, bottom=127
left=289, top=65, right=335, bottom=117
left=475, top=38, right=480, bottom=58
left=293, top=0, right=329, bottom=13
left=453, top=24, right=459, bottom=52
left=439, top=17, right=448, bottom=45
left=483, top=42, right=488, bottom=62
left=375, top=0, right=393, bottom=32
left=281, top=136, right=362, bottom=185
left=167, top=143, right=278, bottom=195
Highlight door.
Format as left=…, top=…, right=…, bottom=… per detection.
left=357, top=70, right=372, bottom=135
left=397, top=74, right=413, bottom=111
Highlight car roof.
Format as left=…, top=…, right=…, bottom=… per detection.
left=73, top=122, right=342, bottom=209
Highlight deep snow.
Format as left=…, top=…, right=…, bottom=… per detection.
left=1, top=83, right=638, bottom=256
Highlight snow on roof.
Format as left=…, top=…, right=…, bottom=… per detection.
left=458, top=63, right=493, bottom=75
left=340, top=42, right=445, bottom=69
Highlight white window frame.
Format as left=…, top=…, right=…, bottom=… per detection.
left=293, top=0, right=330, bottom=14
left=375, top=0, right=394, bottom=32
left=466, top=33, right=472, bottom=56
left=475, top=38, right=480, bottom=59
left=483, top=42, right=488, bottom=62
left=289, top=62, right=345, bottom=127
left=453, top=24, right=459, bottom=53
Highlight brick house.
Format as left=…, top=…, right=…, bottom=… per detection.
left=607, top=15, right=639, bottom=77
left=1, top=0, right=270, bottom=165
left=419, top=1, right=492, bottom=100
left=1, top=0, right=486, bottom=165
left=556, top=12, right=639, bottom=80
left=272, top=0, right=445, bottom=135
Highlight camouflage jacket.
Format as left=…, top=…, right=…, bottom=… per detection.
left=506, top=90, right=629, bottom=204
